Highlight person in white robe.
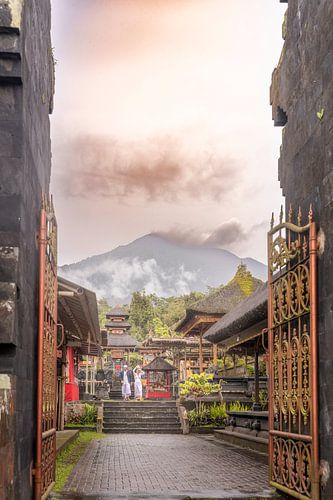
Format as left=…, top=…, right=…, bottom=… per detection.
left=120, top=365, right=132, bottom=401
left=133, top=366, right=144, bottom=400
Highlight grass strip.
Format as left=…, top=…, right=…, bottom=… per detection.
left=54, top=431, right=105, bottom=493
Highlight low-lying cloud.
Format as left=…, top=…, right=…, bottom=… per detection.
left=59, top=257, right=197, bottom=303
left=53, top=134, right=240, bottom=202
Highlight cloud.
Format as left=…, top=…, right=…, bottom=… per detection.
left=52, top=134, right=240, bottom=202
left=156, top=219, right=268, bottom=249
left=59, top=256, right=197, bottom=303
left=204, top=220, right=247, bottom=247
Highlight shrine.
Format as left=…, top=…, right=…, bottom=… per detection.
left=143, top=357, right=177, bottom=399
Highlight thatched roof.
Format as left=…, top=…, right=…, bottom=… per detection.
left=142, top=336, right=211, bottom=348
left=103, top=332, right=139, bottom=348
left=143, top=356, right=176, bottom=371
left=204, top=282, right=268, bottom=344
left=106, top=307, right=129, bottom=318
left=105, top=321, right=131, bottom=329
left=176, top=264, right=263, bottom=332
left=58, top=276, right=101, bottom=345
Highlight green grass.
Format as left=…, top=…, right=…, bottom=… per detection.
left=54, top=432, right=105, bottom=493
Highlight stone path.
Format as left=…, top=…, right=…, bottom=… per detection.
left=56, top=434, right=278, bottom=499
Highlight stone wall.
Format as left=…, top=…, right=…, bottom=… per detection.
left=271, top=1, right=333, bottom=497
left=0, top=1, right=53, bottom=498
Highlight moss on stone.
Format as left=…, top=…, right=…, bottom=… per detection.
left=227, top=264, right=257, bottom=296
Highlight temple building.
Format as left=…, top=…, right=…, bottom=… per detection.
left=57, top=276, right=101, bottom=426
left=101, top=307, right=139, bottom=373
left=176, top=264, right=263, bottom=375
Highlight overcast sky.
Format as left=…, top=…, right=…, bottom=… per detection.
left=51, top=0, right=286, bottom=266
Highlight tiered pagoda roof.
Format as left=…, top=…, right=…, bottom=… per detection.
left=105, top=320, right=131, bottom=329
left=106, top=306, right=129, bottom=319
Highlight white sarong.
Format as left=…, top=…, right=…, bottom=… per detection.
left=122, top=371, right=131, bottom=398
left=134, top=372, right=143, bottom=398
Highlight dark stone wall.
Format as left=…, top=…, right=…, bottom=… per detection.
left=0, top=1, right=53, bottom=498
left=271, top=1, right=333, bottom=497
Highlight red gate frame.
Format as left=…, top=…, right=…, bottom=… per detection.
left=267, top=207, right=320, bottom=500
left=34, top=196, right=58, bottom=500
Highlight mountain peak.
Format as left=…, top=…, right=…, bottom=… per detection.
left=58, top=233, right=267, bottom=304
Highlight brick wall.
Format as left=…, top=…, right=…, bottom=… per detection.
left=271, top=1, right=333, bottom=497
left=0, top=1, right=53, bottom=498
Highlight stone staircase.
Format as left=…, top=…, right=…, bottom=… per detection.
left=108, top=387, right=123, bottom=400
left=103, top=401, right=182, bottom=433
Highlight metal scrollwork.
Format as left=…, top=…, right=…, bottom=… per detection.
left=35, top=195, right=58, bottom=499
left=270, top=236, right=300, bottom=272
left=268, top=206, right=319, bottom=500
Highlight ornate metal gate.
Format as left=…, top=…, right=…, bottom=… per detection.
left=268, top=206, right=319, bottom=499
left=34, top=196, right=58, bottom=499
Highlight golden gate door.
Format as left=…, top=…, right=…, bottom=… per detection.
left=34, top=196, right=58, bottom=499
left=267, top=206, right=320, bottom=499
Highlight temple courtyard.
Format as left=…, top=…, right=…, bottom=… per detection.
left=52, top=434, right=279, bottom=499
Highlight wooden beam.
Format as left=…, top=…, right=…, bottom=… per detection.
left=180, top=315, right=222, bottom=337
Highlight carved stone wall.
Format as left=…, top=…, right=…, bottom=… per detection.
left=0, top=1, right=53, bottom=498
left=271, top=1, right=333, bottom=497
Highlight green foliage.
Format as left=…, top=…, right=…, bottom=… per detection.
left=97, top=297, right=111, bottom=328
left=259, top=389, right=268, bottom=410
left=152, top=316, right=171, bottom=337
left=236, top=357, right=246, bottom=368
left=229, top=263, right=256, bottom=296
left=317, top=108, right=325, bottom=120
left=55, top=432, right=104, bottom=492
left=247, top=364, right=255, bottom=376
left=187, top=402, right=210, bottom=426
left=180, top=373, right=220, bottom=398
left=187, top=402, right=227, bottom=427
left=228, top=401, right=248, bottom=412
left=127, top=290, right=205, bottom=341
left=82, top=404, right=97, bottom=425
left=209, top=402, right=228, bottom=422
left=129, top=352, right=144, bottom=366
left=129, top=291, right=155, bottom=340
left=67, top=404, right=97, bottom=426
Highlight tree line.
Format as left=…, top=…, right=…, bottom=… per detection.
left=97, top=290, right=206, bottom=341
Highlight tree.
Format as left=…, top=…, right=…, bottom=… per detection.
left=97, top=297, right=110, bottom=328
left=129, top=291, right=154, bottom=341
left=152, top=317, right=171, bottom=337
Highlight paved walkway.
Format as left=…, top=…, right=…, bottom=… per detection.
left=57, top=434, right=277, bottom=499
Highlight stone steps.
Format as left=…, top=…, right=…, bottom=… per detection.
left=104, top=414, right=178, bottom=421
left=103, top=427, right=182, bottom=434
left=103, top=422, right=180, bottom=430
left=102, top=401, right=181, bottom=434
left=104, top=408, right=179, bottom=414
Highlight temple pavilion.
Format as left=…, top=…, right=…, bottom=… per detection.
left=175, top=264, right=263, bottom=376
left=101, top=306, right=139, bottom=374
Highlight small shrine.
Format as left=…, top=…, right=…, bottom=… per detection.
left=143, top=357, right=176, bottom=399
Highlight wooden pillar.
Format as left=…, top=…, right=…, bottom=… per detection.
left=213, top=344, right=218, bottom=364
left=253, top=347, right=260, bottom=410
left=58, top=342, right=67, bottom=430
left=199, top=329, right=203, bottom=373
